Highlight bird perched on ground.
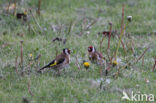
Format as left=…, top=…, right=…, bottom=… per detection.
left=88, top=46, right=104, bottom=64
left=16, top=11, right=27, bottom=21
left=38, top=48, right=71, bottom=74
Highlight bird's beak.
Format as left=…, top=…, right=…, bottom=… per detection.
left=68, top=49, right=71, bottom=54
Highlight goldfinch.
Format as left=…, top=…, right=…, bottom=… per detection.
left=38, top=48, right=71, bottom=73
left=88, top=46, right=104, bottom=64
left=16, top=11, right=27, bottom=21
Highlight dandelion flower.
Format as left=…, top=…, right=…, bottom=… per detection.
left=112, top=60, right=118, bottom=66
left=28, top=54, right=33, bottom=60
left=83, top=61, right=90, bottom=69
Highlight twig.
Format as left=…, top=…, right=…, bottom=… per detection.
left=120, top=4, right=125, bottom=37
left=20, top=41, right=24, bottom=74
left=105, top=23, right=112, bottom=63
left=27, top=80, right=34, bottom=96
left=15, top=56, right=19, bottom=75
left=20, top=41, right=24, bottom=65
left=23, top=61, right=34, bottom=73
left=67, top=20, right=73, bottom=35
left=79, top=23, right=83, bottom=36
left=100, top=64, right=103, bottom=77
left=100, top=35, right=105, bottom=52
left=34, top=55, right=41, bottom=69
left=112, top=4, right=125, bottom=78
left=107, top=22, right=112, bottom=51
left=114, top=4, right=125, bottom=60
left=152, top=58, right=156, bottom=72
left=58, top=24, right=63, bottom=35
left=122, top=24, right=127, bottom=54
left=7, top=0, right=10, bottom=13
left=37, top=0, right=41, bottom=16
left=116, top=31, right=127, bottom=54
left=13, top=0, right=16, bottom=16
left=106, top=50, right=112, bottom=63
left=135, top=47, right=150, bottom=63
left=129, top=39, right=135, bottom=54
left=121, top=48, right=149, bottom=70
left=119, top=24, right=127, bottom=54
left=110, top=52, right=114, bottom=64
left=105, top=67, right=110, bottom=76
left=113, top=66, right=120, bottom=79
left=83, top=17, right=86, bottom=30
left=75, top=55, right=81, bottom=70
left=142, top=56, right=144, bottom=66
left=63, top=98, right=66, bottom=103
left=85, top=19, right=97, bottom=30
left=28, top=24, right=31, bottom=33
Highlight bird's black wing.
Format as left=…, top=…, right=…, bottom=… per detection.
left=56, top=58, right=65, bottom=65
left=38, top=60, right=55, bottom=71
left=38, top=58, right=65, bottom=72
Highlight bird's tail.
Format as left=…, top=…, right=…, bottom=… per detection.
left=38, top=60, right=56, bottom=73
left=38, top=65, right=49, bottom=73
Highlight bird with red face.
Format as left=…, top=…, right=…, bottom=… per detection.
left=38, top=48, right=71, bottom=73
left=88, top=46, right=104, bottom=64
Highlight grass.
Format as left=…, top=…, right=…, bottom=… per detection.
left=0, top=0, right=156, bottom=102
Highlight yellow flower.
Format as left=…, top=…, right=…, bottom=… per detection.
left=29, top=54, right=33, bottom=58
left=24, top=11, right=27, bottom=15
left=28, top=54, right=33, bottom=60
left=83, top=62, right=90, bottom=69
left=112, top=60, right=118, bottom=66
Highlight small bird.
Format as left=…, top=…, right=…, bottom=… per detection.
left=88, top=46, right=104, bottom=64
left=16, top=11, right=27, bottom=21
left=38, top=48, right=71, bottom=74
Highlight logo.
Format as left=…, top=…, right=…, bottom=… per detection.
left=122, top=91, right=154, bottom=102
